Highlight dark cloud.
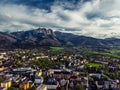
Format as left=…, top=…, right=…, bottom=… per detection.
left=0, top=0, right=120, bottom=38
left=0, top=0, right=92, bottom=10
left=0, top=0, right=54, bottom=11
left=86, top=12, right=102, bottom=20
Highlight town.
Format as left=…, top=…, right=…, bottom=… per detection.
left=0, top=0, right=120, bottom=90
left=0, top=47, right=120, bottom=90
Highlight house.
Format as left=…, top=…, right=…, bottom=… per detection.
left=1, top=80, right=12, bottom=90
left=0, top=61, right=2, bottom=66
left=0, top=53, right=6, bottom=59
left=34, top=76, right=43, bottom=84
left=46, top=77, right=56, bottom=85
left=44, top=76, right=58, bottom=90
left=60, top=79, right=67, bottom=86
left=105, top=62, right=119, bottom=73
left=48, top=69, right=72, bottom=79
left=95, top=60, right=108, bottom=65
left=59, top=65, right=65, bottom=69
left=51, top=56, right=57, bottom=60
left=0, top=87, right=6, bottom=90
left=19, top=81, right=29, bottom=90
left=36, top=70, right=42, bottom=76
left=37, top=84, right=47, bottom=90
left=45, top=85, right=58, bottom=90
left=53, top=70, right=72, bottom=79
left=0, top=66, right=5, bottom=71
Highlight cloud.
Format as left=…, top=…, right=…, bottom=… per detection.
left=0, top=0, right=120, bottom=38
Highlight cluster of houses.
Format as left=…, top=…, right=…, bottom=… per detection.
left=0, top=50, right=120, bottom=90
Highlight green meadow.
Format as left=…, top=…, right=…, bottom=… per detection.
left=50, top=46, right=64, bottom=51
left=85, top=62, right=103, bottom=67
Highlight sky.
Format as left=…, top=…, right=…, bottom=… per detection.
left=0, top=0, right=120, bottom=38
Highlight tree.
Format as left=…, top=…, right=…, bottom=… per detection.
left=75, top=84, right=85, bottom=90
left=8, top=87, right=17, bottom=90
left=28, top=85, right=36, bottom=90
left=0, top=76, right=4, bottom=83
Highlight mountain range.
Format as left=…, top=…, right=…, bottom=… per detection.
left=0, top=28, right=120, bottom=49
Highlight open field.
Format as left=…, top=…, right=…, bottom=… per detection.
left=85, top=62, right=103, bottom=67
left=81, top=49, right=120, bottom=59
left=50, top=46, right=64, bottom=51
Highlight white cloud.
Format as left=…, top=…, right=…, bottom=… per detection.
left=0, top=0, right=120, bottom=38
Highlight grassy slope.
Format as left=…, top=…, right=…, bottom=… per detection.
left=81, top=49, right=120, bottom=59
